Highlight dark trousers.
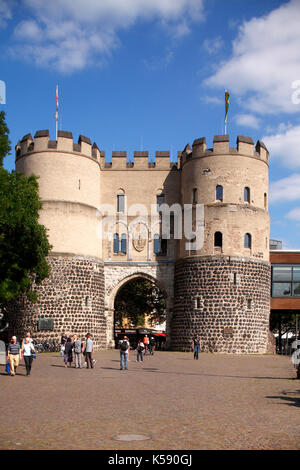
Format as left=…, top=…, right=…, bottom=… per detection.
left=24, top=355, right=33, bottom=375
left=137, top=350, right=143, bottom=362
left=86, top=352, right=93, bottom=368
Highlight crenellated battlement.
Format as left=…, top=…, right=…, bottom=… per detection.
left=15, top=131, right=268, bottom=171
left=181, top=135, right=269, bottom=165
left=16, top=130, right=180, bottom=170
left=101, top=150, right=179, bottom=170
left=15, top=130, right=102, bottom=162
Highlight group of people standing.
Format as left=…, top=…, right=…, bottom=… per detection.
left=5, top=331, right=202, bottom=377
left=60, top=332, right=95, bottom=369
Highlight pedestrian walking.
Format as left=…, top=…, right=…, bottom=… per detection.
left=21, top=337, right=35, bottom=376
left=7, top=336, right=22, bottom=376
left=84, top=333, right=94, bottom=369
left=136, top=340, right=144, bottom=362
left=120, top=336, right=130, bottom=370
left=143, top=335, right=149, bottom=355
left=73, top=335, right=83, bottom=369
left=21, top=332, right=33, bottom=349
left=64, top=337, right=73, bottom=367
left=192, top=334, right=202, bottom=360
left=149, top=336, right=155, bottom=355
left=60, top=331, right=67, bottom=357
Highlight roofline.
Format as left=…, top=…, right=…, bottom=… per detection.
left=270, top=250, right=300, bottom=253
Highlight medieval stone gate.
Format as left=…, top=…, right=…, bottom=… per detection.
left=104, top=262, right=174, bottom=348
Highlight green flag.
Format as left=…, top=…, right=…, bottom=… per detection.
left=225, top=90, right=230, bottom=127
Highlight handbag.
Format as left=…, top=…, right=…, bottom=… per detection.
left=5, top=361, right=10, bottom=374
left=32, top=353, right=36, bottom=359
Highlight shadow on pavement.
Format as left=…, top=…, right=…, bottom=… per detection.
left=266, top=390, right=300, bottom=408
left=141, top=368, right=293, bottom=381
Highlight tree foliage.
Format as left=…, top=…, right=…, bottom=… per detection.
left=114, top=279, right=166, bottom=327
left=270, top=311, right=298, bottom=336
left=0, top=111, right=11, bottom=167
left=0, top=112, right=52, bottom=310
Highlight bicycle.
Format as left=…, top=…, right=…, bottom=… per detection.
left=32, top=340, right=44, bottom=353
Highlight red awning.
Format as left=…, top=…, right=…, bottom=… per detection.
left=153, top=332, right=166, bottom=337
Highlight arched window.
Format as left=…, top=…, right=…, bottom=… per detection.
left=154, top=234, right=161, bottom=254
left=244, top=187, right=250, bottom=203
left=113, top=233, right=119, bottom=253
left=244, top=233, right=252, bottom=249
left=121, top=233, right=127, bottom=254
left=117, top=194, right=125, bottom=212
left=192, top=188, right=198, bottom=204
left=216, top=185, right=223, bottom=201
left=214, top=231, right=223, bottom=248
left=264, top=193, right=267, bottom=210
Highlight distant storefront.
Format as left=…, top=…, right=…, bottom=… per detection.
left=270, top=250, right=300, bottom=353
left=115, top=327, right=166, bottom=349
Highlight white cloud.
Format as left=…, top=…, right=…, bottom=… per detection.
left=234, top=113, right=261, bottom=129
left=0, top=0, right=16, bottom=28
left=269, top=174, right=300, bottom=203
left=14, top=20, right=43, bottom=41
left=263, top=125, right=300, bottom=169
left=203, top=36, right=223, bottom=55
left=9, top=0, right=204, bottom=73
left=286, top=207, right=300, bottom=221
left=201, top=95, right=222, bottom=105
left=204, top=0, right=300, bottom=114
left=143, top=49, right=174, bottom=71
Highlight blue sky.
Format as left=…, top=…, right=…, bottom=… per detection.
left=1, top=0, right=300, bottom=248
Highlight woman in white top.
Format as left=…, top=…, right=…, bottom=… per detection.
left=22, top=337, right=35, bottom=376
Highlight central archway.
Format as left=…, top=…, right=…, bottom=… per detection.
left=105, top=271, right=173, bottom=349
left=113, top=276, right=167, bottom=349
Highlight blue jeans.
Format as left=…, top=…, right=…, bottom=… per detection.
left=120, top=352, right=128, bottom=369
left=137, top=350, right=143, bottom=362
left=194, top=345, right=200, bottom=359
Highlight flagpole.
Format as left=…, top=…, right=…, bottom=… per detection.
left=55, top=84, right=58, bottom=141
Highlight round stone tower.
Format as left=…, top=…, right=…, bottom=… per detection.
left=10, top=130, right=106, bottom=348
left=171, top=135, right=271, bottom=353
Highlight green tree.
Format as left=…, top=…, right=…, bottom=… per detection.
left=114, top=279, right=166, bottom=327
left=0, top=112, right=51, bottom=315
left=0, top=111, right=11, bottom=167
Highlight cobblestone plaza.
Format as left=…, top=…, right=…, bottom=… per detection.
left=0, top=350, right=299, bottom=450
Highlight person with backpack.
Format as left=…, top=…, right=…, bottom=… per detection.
left=136, top=340, right=144, bottom=362
left=73, top=335, right=83, bottom=369
left=119, top=336, right=130, bottom=370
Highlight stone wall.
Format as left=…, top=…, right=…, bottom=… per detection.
left=171, top=256, right=271, bottom=353
left=6, top=255, right=106, bottom=349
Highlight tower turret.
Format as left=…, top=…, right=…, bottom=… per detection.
left=171, top=134, right=270, bottom=353
left=12, top=130, right=105, bottom=348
